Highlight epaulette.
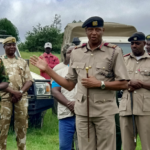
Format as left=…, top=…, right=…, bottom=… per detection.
left=104, top=43, right=117, bottom=49
left=75, top=43, right=87, bottom=49
left=124, top=53, right=130, bottom=57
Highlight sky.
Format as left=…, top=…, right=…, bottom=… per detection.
left=0, top=0, right=150, bottom=42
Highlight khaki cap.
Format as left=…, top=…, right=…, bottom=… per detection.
left=3, top=37, right=16, bottom=44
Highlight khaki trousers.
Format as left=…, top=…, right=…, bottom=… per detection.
left=120, top=115, right=150, bottom=150
left=0, top=97, right=28, bottom=150
left=76, top=115, right=116, bottom=150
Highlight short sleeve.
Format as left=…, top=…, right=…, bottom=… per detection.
left=65, top=52, right=78, bottom=83
left=52, top=80, right=61, bottom=88
left=24, top=62, right=34, bottom=82
left=113, top=48, right=130, bottom=81
left=0, top=59, right=9, bottom=83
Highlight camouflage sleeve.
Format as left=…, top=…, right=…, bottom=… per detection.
left=0, top=58, right=9, bottom=83
left=24, top=62, right=33, bottom=82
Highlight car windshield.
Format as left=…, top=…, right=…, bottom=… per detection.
left=0, top=42, right=20, bottom=57
left=114, top=43, right=131, bottom=55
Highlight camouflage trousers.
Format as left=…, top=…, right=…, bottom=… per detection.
left=0, top=97, right=28, bottom=150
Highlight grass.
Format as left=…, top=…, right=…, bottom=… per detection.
left=6, top=52, right=142, bottom=150
left=7, top=110, right=59, bottom=150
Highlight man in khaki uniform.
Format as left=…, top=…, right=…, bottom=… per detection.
left=0, top=37, right=33, bottom=150
left=30, top=16, right=129, bottom=150
left=119, top=32, right=150, bottom=150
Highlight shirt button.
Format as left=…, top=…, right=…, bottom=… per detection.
left=137, top=62, right=139, bottom=64
left=91, top=54, right=93, bottom=56
left=89, top=66, right=92, bottom=68
left=145, top=70, right=147, bottom=72
left=103, top=99, right=105, bottom=102
left=135, top=71, right=137, bottom=74
left=103, top=67, right=105, bottom=69
left=134, top=91, right=136, bottom=94
left=76, top=66, right=78, bottom=69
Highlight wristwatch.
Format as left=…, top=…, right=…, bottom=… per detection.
left=19, top=90, right=24, bottom=94
left=101, top=81, right=105, bottom=89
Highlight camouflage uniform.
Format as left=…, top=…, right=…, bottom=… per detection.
left=0, top=55, right=33, bottom=150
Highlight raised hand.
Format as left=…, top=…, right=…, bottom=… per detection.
left=30, top=56, right=48, bottom=71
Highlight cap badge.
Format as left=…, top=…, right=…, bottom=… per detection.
left=134, top=37, right=137, bottom=40
left=92, top=21, right=98, bottom=26
left=12, top=39, right=15, bottom=42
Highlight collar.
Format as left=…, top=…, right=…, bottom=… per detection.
left=130, top=51, right=150, bottom=60
left=4, top=55, right=18, bottom=60
left=43, top=52, right=53, bottom=57
left=84, top=42, right=104, bottom=53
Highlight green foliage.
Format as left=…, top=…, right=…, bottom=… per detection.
left=0, top=18, right=20, bottom=41
left=19, top=14, right=63, bottom=53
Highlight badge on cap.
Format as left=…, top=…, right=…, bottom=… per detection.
left=12, top=39, right=15, bottom=42
left=134, top=37, right=137, bottom=40
left=92, top=21, right=98, bottom=26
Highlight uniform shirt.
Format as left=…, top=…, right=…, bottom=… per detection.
left=0, top=58, right=9, bottom=83
left=39, top=53, right=59, bottom=79
left=52, top=65, right=77, bottom=120
left=119, top=52, right=150, bottom=116
left=0, top=58, right=9, bottom=100
left=65, top=43, right=129, bottom=117
left=0, top=55, right=33, bottom=101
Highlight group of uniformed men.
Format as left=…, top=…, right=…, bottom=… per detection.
left=0, top=15, right=150, bottom=150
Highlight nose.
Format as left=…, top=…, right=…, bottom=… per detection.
left=91, top=29, right=96, bottom=34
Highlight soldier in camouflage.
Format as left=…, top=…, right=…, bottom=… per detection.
left=0, top=37, right=33, bottom=150
left=0, top=58, right=9, bottom=90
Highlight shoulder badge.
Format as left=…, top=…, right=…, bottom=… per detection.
left=124, top=53, right=130, bottom=57
left=104, top=43, right=117, bottom=49
left=75, top=43, right=87, bottom=49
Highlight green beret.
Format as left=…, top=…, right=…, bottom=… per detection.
left=82, top=16, right=104, bottom=28
left=146, top=35, right=150, bottom=41
left=3, top=37, right=16, bottom=44
left=128, top=32, right=145, bottom=42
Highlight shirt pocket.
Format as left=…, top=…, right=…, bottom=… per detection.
left=95, top=62, right=113, bottom=80
left=71, top=62, right=85, bottom=74
left=140, top=67, right=150, bottom=81
left=94, top=93, right=114, bottom=103
left=127, top=68, right=134, bottom=74
left=119, top=93, right=128, bottom=111
left=143, top=94, right=150, bottom=111
left=76, top=93, right=84, bottom=103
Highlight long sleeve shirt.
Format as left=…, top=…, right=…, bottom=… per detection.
left=39, top=53, right=59, bottom=79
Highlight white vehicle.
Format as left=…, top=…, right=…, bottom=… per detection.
left=0, top=35, right=53, bottom=128
left=61, top=22, right=137, bottom=60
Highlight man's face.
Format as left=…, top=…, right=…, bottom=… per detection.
left=86, top=27, right=104, bottom=44
left=146, top=41, right=150, bottom=53
left=65, top=46, right=74, bottom=62
left=45, top=47, right=51, bottom=54
left=131, top=41, right=145, bottom=56
left=4, top=43, right=16, bottom=56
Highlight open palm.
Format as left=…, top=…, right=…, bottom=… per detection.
left=30, top=56, right=48, bottom=71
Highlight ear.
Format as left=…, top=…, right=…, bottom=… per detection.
left=144, top=41, right=146, bottom=46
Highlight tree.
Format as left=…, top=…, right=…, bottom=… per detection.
left=19, top=14, right=63, bottom=53
left=0, top=18, right=20, bottom=41
left=51, top=14, right=61, bottom=30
